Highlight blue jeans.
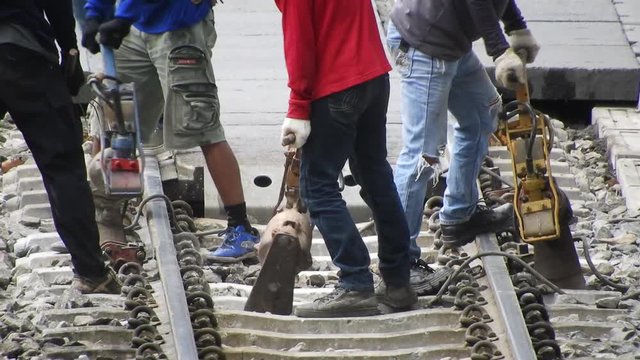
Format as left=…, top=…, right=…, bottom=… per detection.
left=301, top=75, right=411, bottom=292
left=387, top=22, right=502, bottom=260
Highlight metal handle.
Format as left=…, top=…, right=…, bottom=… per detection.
left=282, top=133, right=296, bottom=147
left=101, top=45, right=118, bottom=78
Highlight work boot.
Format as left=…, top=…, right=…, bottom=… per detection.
left=375, top=282, right=418, bottom=311
left=441, top=203, right=515, bottom=248
left=71, top=267, right=122, bottom=294
left=207, top=225, right=260, bottom=263
left=294, top=286, right=379, bottom=318
left=410, top=259, right=453, bottom=296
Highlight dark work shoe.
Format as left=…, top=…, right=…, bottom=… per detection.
left=71, top=267, right=122, bottom=294
left=294, top=286, right=379, bottom=318
left=440, top=203, right=515, bottom=248
left=375, top=283, right=418, bottom=311
left=410, top=259, right=454, bottom=296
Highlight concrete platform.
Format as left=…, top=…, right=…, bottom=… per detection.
left=592, top=107, right=640, bottom=217
left=375, top=0, right=640, bottom=101
left=472, top=0, right=640, bottom=101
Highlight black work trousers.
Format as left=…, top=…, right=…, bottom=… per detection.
left=0, top=44, right=106, bottom=278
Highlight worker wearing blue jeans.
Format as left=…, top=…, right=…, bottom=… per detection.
left=389, top=0, right=540, bottom=249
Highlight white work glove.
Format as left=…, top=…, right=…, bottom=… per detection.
left=281, top=117, right=311, bottom=148
left=508, top=29, right=540, bottom=64
left=494, top=48, right=526, bottom=90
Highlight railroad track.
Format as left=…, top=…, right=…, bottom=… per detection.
left=0, top=126, right=637, bottom=360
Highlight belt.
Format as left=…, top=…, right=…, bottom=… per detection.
left=399, top=38, right=410, bottom=53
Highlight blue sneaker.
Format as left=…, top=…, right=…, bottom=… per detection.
left=207, top=225, right=260, bottom=263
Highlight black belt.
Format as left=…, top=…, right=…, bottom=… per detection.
left=399, top=38, right=410, bottom=53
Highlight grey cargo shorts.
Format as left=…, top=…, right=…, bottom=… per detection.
left=94, top=10, right=225, bottom=150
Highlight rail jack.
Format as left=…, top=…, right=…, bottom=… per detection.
left=496, top=66, right=585, bottom=289
left=244, top=136, right=312, bottom=315
left=87, top=46, right=146, bottom=270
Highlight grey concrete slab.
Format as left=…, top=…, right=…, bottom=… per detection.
left=475, top=45, right=640, bottom=101
left=603, top=130, right=640, bottom=170
left=214, top=10, right=281, bottom=36
left=472, top=21, right=640, bottom=100
left=623, top=24, right=640, bottom=58
left=217, top=78, right=402, bottom=120
left=214, top=0, right=277, bottom=13
left=517, top=0, right=620, bottom=22
left=216, top=308, right=461, bottom=334
left=15, top=266, right=74, bottom=288
left=519, top=22, right=632, bottom=46
left=21, top=203, right=52, bottom=220
left=615, top=158, right=640, bottom=217
left=221, top=123, right=404, bottom=165
left=614, top=0, right=640, bottom=25
left=212, top=35, right=286, bottom=81
left=14, top=252, right=71, bottom=271
left=13, top=232, right=61, bottom=257
left=592, top=107, right=640, bottom=135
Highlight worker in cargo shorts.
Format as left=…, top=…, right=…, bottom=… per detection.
left=82, top=0, right=260, bottom=262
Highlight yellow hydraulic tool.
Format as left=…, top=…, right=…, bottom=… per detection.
left=496, top=69, right=561, bottom=243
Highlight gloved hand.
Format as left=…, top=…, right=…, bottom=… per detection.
left=494, top=48, right=526, bottom=90
left=81, top=18, right=101, bottom=54
left=508, top=29, right=540, bottom=64
left=281, top=117, right=311, bottom=148
left=98, top=18, right=132, bottom=50
left=61, top=49, right=85, bottom=96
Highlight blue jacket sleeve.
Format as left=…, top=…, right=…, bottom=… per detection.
left=85, top=0, right=115, bottom=21
left=85, top=0, right=143, bottom=23
left=114, top=0, right=142, bottom=23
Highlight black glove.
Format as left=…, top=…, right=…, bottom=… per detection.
left=81, top=17, right=101, bottom=54
left=98, top=18, right=132, bottom=50
left=61, top=49, right=85, bottom=96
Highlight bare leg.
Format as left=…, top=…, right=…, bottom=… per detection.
left=201, top=141, right=245, bottom=206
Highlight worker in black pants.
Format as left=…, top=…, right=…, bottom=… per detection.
left=0, top=0, right=120, bottom=294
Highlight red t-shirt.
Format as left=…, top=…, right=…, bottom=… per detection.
left=275, top=0, right=392, bottom=119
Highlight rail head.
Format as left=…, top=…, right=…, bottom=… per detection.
left=142, top=154, right=199, bottom=360
left=476, top=234, right=537, bottom=360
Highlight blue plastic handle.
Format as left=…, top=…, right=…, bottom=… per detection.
left=100, top=45, right=117, bottom=78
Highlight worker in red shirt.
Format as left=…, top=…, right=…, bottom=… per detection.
left=275, top=0, right=418, bottom=317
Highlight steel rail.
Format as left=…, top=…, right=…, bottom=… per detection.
left=476, top=233, right=537, bottom=360
left=142, top=154, right=199, bottom=360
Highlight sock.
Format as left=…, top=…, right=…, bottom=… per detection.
left=224, top=202, right=251, bottom=230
